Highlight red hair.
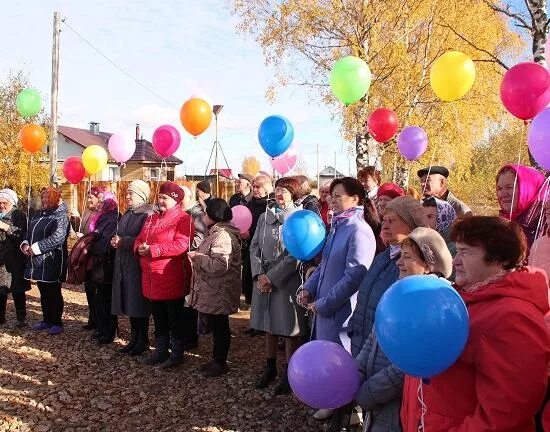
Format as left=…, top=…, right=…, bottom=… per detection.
left=41, top=187, right=61, bottom=209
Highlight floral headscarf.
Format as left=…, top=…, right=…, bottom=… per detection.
left=434, top=197, right=457, bottom=234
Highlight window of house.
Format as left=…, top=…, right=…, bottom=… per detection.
left=108, top=166, right=120, bottom=181
left=150, top=168, right=160, bottom=181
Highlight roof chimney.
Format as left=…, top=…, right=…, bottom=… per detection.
left=89, top=122, right=100, bottom=135
left=135, top=123, right=141, bottom=141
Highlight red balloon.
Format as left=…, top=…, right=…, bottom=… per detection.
left=63, top=157, right=86, bottom=184
left=500, top=62, right=550, bottom=120
left=367, top=108, right=399, bottom=142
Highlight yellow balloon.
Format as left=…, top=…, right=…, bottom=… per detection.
left=430, top=51, right=476, bottom=102
left=82, top=145, right=108, bottom=174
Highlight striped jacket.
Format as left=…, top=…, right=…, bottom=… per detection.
left=23, top=202, right=70, bottom=283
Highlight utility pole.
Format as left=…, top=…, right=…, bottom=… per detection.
left=316, top=142, right=320, bottom=189
left=213, top=105, right=223, bottom=197
left=50, top=11, right=61, bottom=186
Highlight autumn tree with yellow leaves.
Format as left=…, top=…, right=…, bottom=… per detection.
left=231, top=0, right=528, bottom=205
left=0, top=72, right=49, bottom=199
left=241, top=156, right=261, bottom=176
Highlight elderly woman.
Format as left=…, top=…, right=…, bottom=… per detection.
left=242, top=175, right=273, bottom=316
left=298, top=177, right=376, bottom=368
left=250, top=177, right=308, bottom=394
left=358, top=166, right=381, bottom=200
left=496, top=164, right=546, bottom=249
left=375, top=183, right=404, bottom=217
left=188, top=198, right=241, bottom=377
left=293, top=175, right=320, bottom=216
left=422, top=196, right=457, bottom=255
left=135, top=182, right=192, bottom=368
left=21, top=187, right=70, bottom=335
left=319, top=181, right=332, bottom=227
left=337, top=228, right=453, bottom=432
left=401, top=217, right=550, bottom=431
left=0, top=189, right=30, bottom=327
left=111, top=180, right=153, bottom=355
left=87, top=192, right=119, bottom=345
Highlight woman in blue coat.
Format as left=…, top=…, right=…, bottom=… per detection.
left=21, top=187, right=70, bottom=335
left=298, top=177, right=376, bottom=344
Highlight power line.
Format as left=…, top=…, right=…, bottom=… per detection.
left=61, top=17, right=178, bottom=109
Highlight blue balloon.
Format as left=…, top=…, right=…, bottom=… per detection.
left=282, top=210, right=326, bottom=261
left=375, top=275, right=469, bottom=378
left=258, top=115, right=294, bottom=157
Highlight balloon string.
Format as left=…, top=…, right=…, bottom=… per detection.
left=78, top=180, right=91, bottom=234
left=531, top=177, right=550, bottom=260
left=417, top=380, right=426, bottom=432
left=509, top=121, right=527, bottom=221
left=26, top=155, right=34, bottom=235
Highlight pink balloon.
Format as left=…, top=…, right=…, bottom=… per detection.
left=270, top=146, right=297, bottom=174
left=152, top=125, right=181, bottom=158
left=108, top=134, right=135, bottom=163
left=500, top=62, right=550, bottom=120
left=231, top=205, right=253, bottom=234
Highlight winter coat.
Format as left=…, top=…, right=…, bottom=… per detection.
left=0, top=208, right=30, bottom=293
left=303, top=208, right=375, bottom=344
left=229, top=190, right=253, bottom=208
left=300, top=195, right=321, bottom=216
left=249, top=206, right=308, bottom=337
left=247, top=196, right=269, bottom=240
left=355, top=330, right=403, bottom=432
left=134, top=205, right=192, bottom=301
left=186, top=202, right=207, bottom=251
left=349, top=248, right=400, bottom=357
left=189, top=222, right=242, bottom=315
left=401, top=268, right=550, bottom=432
left=87, top=209, right=118, bottom=284
left=443, top=190, right=471, bottom=218
left=80, top=209, right=98, bottom=235
left=112, top=203, right=154, bottom=317
left=24, top=202, right=70, bottom=283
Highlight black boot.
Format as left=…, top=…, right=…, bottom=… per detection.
left=141, top=336, right=169, bottom=365
left=273, top=364, right=291, bottom=395
left=160, top=339, right=184, bottom=369
left=129, top=317, right=150, bottom=356
left=0, top=293, right=7, bottom=325
left=256, top=357, right=277, bottom=389
left=119, top=320, right=138, bottom=354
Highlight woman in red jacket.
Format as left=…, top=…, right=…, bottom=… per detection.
left=135, top=182, right=193, bottom=369
left=401, top=216, right=550, bottom=432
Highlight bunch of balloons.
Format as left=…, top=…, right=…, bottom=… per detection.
left=258, top=115, right=294, bottom=158
left=330, top=56, right=372, bottom=105
left=16, top=88, right=47, bottom=154
left=288, top=340, right=360, bottom=409
left=282, top=210, right=326, bottom=261
left=375, top=275, right=469, bottom=378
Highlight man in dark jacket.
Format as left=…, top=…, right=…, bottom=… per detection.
left=229, top=173, right=254, bottom=208
left=0, top=189, right=30, bottom=327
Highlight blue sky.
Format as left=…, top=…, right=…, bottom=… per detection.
left=1, top=0, right=350, bottom=177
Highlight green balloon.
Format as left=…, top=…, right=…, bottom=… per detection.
left=329, top=56, right=372, bottom=105
left=16, top=88, right=42, bottom=118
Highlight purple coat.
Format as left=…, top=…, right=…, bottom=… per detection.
left=303, top=207, right=375, bottom=344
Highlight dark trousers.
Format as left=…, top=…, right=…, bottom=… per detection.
left=181, top=305, right=198, bottom=345
left=91, top=281, right=117, bottom=338
left=205, top=313, right=231, bottom=365
left=241, top=248, right=253, bottom=304
left=84, top=280, right=96, bottom=326
left=37, top=282, right=64, bottom=326
left=151, top=299, right=184, bottom=341
left=0, top=291, right=26, bottom=321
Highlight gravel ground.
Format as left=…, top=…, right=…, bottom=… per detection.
left=0, top=285, right=326, bottom=432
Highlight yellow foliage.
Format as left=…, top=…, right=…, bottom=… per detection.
left=231, top=0, right=525, bottom=189
left=0, top=72, right=49, bottom=200
left=241, top=156, right=261, bottom=176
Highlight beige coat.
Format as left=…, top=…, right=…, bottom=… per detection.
left=189, top=222, right=242, bottom=315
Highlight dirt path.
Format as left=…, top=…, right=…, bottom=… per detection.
left=1, top=285, right=322, bottom=431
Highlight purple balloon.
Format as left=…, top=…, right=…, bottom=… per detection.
left=397, top=126, right=428, bottom=161
left=528, top=107, right=550, bottom=170
left=288, top=340, right=360, bottom=409
left=152, top=125, right=181, bottom=158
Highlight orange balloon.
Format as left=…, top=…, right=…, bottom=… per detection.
left=19, top=124, right=47, bottom=153
left=180, top=98, right=212, bottom=136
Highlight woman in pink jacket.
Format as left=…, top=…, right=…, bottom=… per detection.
left=135, top=182, right=193, bottom=369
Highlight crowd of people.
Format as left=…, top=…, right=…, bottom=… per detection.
left=0, top=161, right=549, bottom=431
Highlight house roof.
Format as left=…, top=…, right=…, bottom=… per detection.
left=209, top=168, right=233, bottom=179
left=58, top=125, right=182, bottom=165
left=319, top=166, right=345, bottom=177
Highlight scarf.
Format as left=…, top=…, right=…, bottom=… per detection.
left=460, top=269, right=514, bottom=293
left=432, top=197, right=457, bottom=233
left=498, top=164, right=546, bottom=220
